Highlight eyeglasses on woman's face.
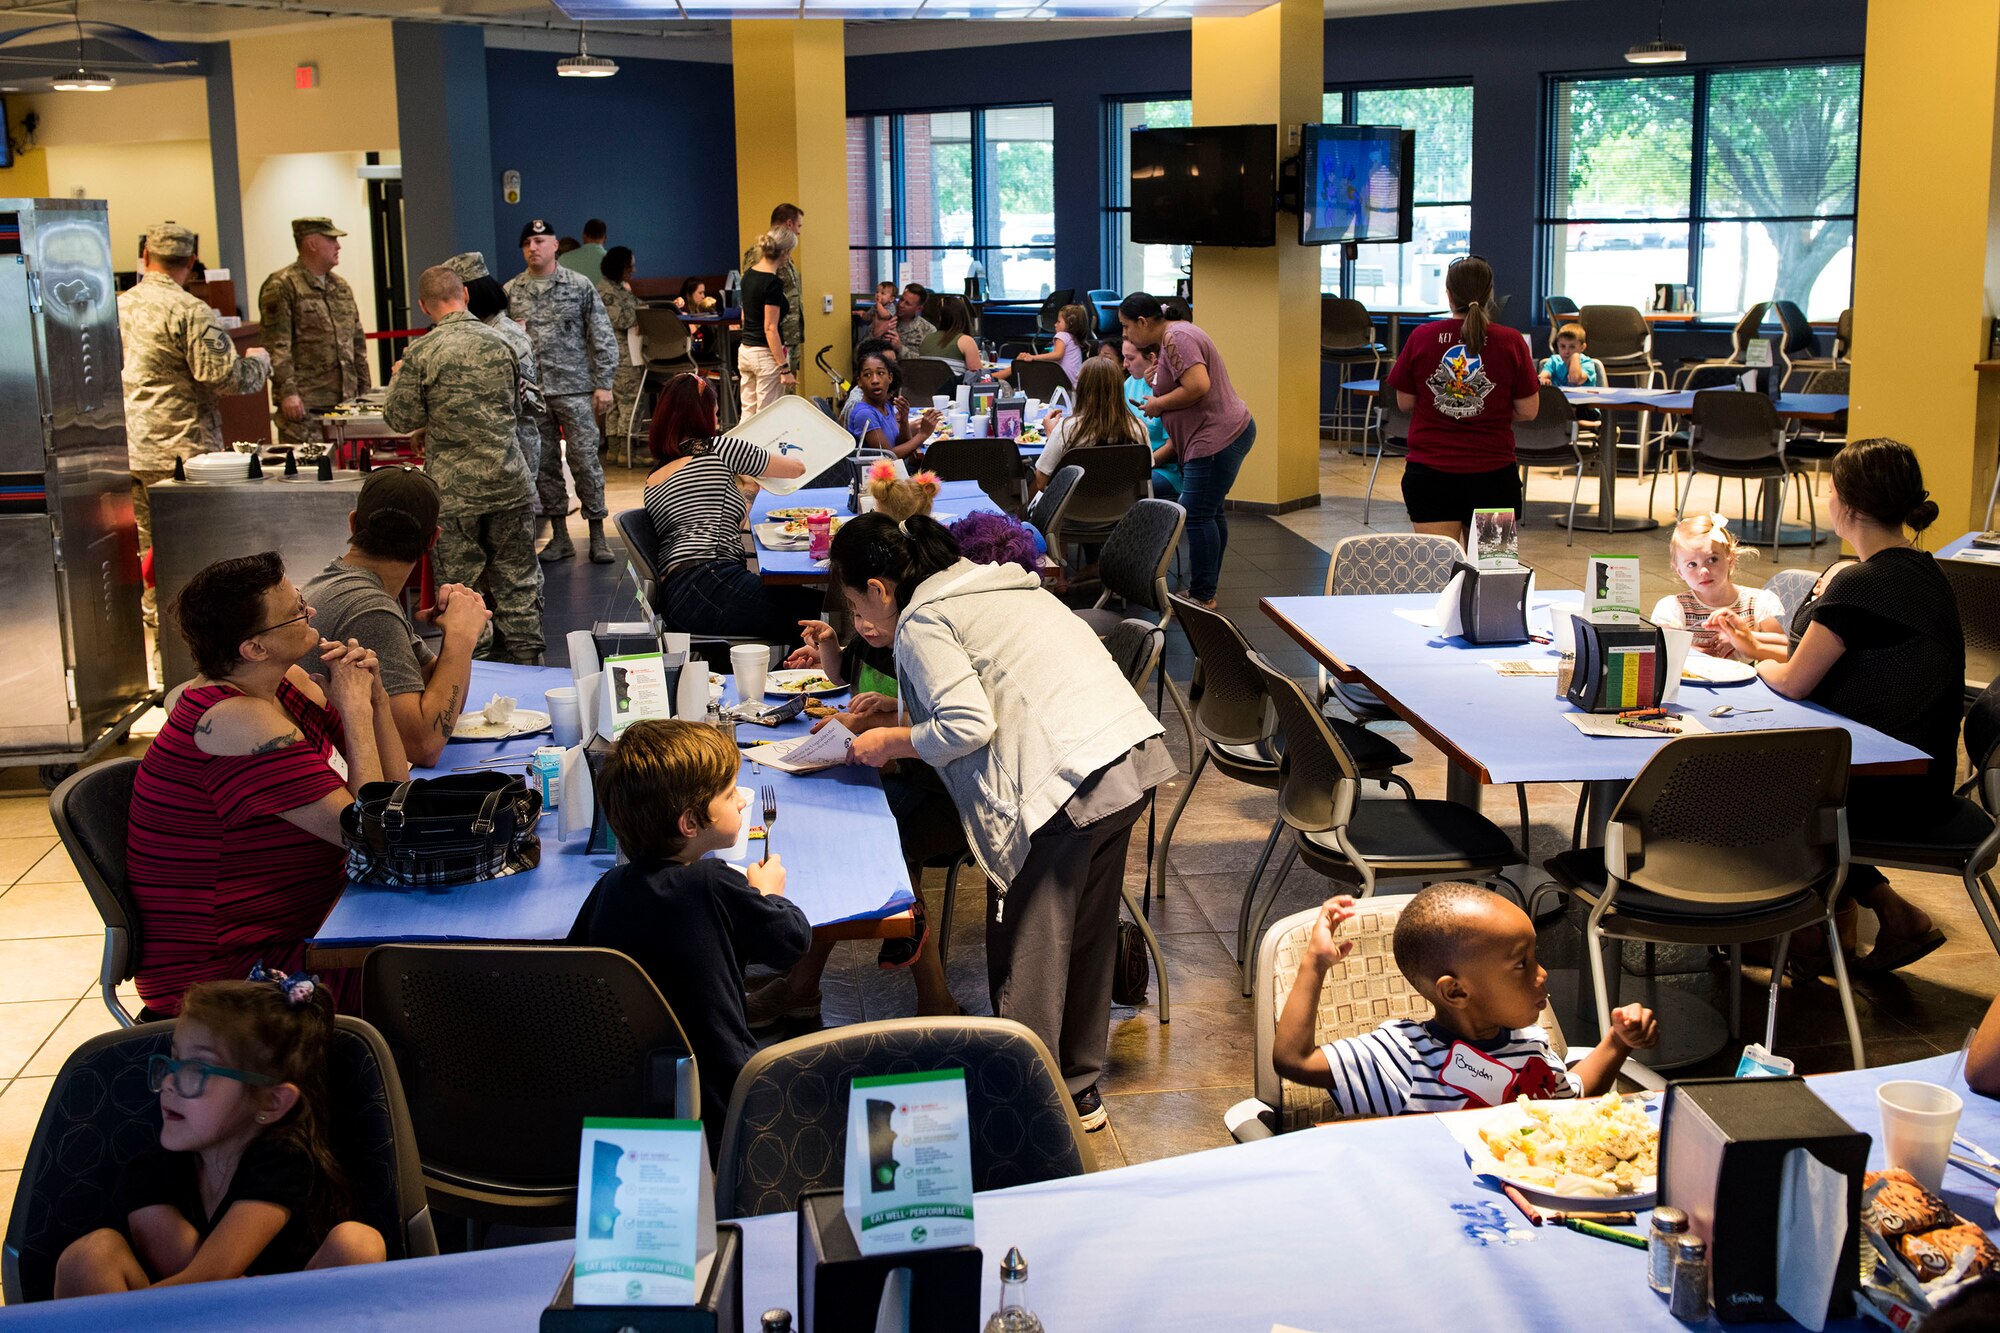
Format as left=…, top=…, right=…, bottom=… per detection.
left=250, top=590, right=311, bottom=638
left=147, top=1053, right=276, bottom=1100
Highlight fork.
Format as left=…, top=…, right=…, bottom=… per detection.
left=760, top=784, right=778, bottom=864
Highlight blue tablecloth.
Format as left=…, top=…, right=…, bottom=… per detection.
left=309, top=663, right=913, bottom=949
left=12, top=1055, right=1991, bottom=1331
left=1262, top=592, right=1929, bottom=785
left=1342, top=379, right=1848, bottom=419
left=748, top=480, right=1003, bottom=580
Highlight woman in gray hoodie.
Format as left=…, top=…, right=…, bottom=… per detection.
left=828, top=513, right=1175, bottom=1133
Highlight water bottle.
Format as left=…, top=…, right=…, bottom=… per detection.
left=982, top=1247, right=1045, bottom=1333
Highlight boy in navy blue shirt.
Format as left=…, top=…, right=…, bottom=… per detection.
left=569, top=720, right=811, bottom=1138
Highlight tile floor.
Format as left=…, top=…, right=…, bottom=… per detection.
left=1, top=439, right=1993, bottom=1258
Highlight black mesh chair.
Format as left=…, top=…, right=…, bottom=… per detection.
left=2, top=1016, right=434, bottom=1303
left=1678, top=303, right=1769, bottom=373
left=1578, top=304, right=1660, bottom=388
left=1649, top=363, right=1746, bottom=519
left=1047, top=443, right=1152, bottom=553
left=1676, top=389, right=1818, bottom=557
left=899, top=355, right=960, bottom=403
left=1026, top=463, right=1083, bottom=566
left=1361, top=394, right=1412, bottom=525
left=628, top=309, right=700, bottom=466
left=1014, top=358, right=1072, bottom=401
left=714, top=1017, right=1092, bottom=1219
left=362, top=945, right=698, bottom=1230
left=1321, top=297, right=1385, bottom=439
left=1543, top=295, right=1581, bottom=353
left=1545, top=728, right=1862, bottom=1068
left=923, top=438, right=1027, bottom=516
left=614, top=507, right=668, bottom=618
left=1034, top=288, right=1076, bottom=344
left=1772, top=299, right=1836, bottom=387
left=1833, top=307, right=1853, bottom=364
left=48, top=758, right=143, bottom=1026
left=1514, top=383, right=1590, bottom=543
left=1073, top=498, right=1185, bottom=638
left=1940, top=556, right=2000, bottom=700
left=1784, top=367, right=1849, bottom=494
left=1166, top=599, right=1415, bottom=988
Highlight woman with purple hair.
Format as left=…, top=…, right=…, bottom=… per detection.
left=950, top=509, right=1046, bottom=577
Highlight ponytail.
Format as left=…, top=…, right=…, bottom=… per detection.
left=1445, top=255, right=1496, bottom=356
left=828, top=511, right=963, bottom=610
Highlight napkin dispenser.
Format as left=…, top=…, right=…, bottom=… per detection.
left=1448, top=559, right=1532, bottom=645
left=541, top=1224, right=742, bottom=1332
left=1563, top=617, right=1668, bottom=713
left=797, top=1189, right=981, bottom=1332
left=1658, top=1077, right=1868, bottom=1324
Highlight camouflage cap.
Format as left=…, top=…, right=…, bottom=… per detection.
left=518, top=218, right=556, bottom=247
left=144, top=222, right=197, bottom=261
left=441, top=251, right=490, bottom=282
left=292, top=217, right=347, bottom=243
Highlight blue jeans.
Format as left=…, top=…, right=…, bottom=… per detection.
left=661, top=559, right=820, bottom=645
left=1177, top=418, right=1256, bottom=602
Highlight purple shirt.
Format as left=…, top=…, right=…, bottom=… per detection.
left=1053, top=331, right=1083, bottom=387
left=1151, top=322, right=1252, bottom=462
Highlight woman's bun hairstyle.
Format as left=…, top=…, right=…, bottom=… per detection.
left=1832, top=437, right=1934, bottom=534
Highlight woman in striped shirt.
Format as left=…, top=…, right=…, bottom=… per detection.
left=128, top=553, right=407, bottom=1017
left=643, top=373, right=816, bottom=642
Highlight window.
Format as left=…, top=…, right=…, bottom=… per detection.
left=1103, top=98, right=1194, bottom=296
left=845, top=105, right=1055, bottom=303
left=1543, top=63, right=1859, bottom=318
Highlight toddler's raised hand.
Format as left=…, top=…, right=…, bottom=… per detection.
left=1307, top=895, right=1359, bottom=968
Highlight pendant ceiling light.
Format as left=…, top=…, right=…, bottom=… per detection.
left=1625, top=0, right=1688, bottom=65
left=53, top=3, right=114, bottom=91
left=556, top=28, right=617, bottom=79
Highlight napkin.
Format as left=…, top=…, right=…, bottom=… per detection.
left=567, top=632, right=603, bottom=740
left=481, top=696, right=517, bottom=727
left=1775, top=1147, right=1848, bottom=1331
left=1431, top=571, right=1467, bottom=637
left=556, top=745, right=591, bottom=841
left=1659, top=626, right=1694, bottom=704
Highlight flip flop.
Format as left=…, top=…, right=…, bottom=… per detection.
left=1854, top=927, right=1948, bottom=976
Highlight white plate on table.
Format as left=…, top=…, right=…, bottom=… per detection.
left=1441, top=1095, right=1661, bottom=1211
left=450, top=708, right=551, bottom=741
left=765, top=669, right=846, bottom=697
left=1680, top=653, right=1757, bottom=686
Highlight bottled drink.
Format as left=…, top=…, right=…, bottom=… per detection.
left=983, top=1247, right=1045, bottom=1333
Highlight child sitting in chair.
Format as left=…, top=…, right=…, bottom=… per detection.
left=1650, top=513, right=1789, bottom=662
left=1271, top=884, right=1658, bottom=1117
left=1539, top=322, right=1602, bottom=388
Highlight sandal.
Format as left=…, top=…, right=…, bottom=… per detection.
left=1853, top=927, right=1948, bottom=975
left=878, top=896, right=930, bottom=971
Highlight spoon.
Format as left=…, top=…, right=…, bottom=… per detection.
left=1708, top=704, right=1773, bottom=718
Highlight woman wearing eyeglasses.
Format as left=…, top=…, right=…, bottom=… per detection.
left=127, top=552, right=408, bottom=1018
left=1384, top=256, right=1540, bottom=545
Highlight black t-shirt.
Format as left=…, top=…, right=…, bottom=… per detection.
left=740, top=270, right=788, bottom=358
left=115, top=1137, right=327, bottom=1276
left=568, top=857, right=812, bottom=1136
left=1799, top=547, right=1964, bottom=809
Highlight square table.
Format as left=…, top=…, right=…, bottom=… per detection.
left=306, top=661, right=916, bottom=968
left=748, top=479, right=1005, bottom=585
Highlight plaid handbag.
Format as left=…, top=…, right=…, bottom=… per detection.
left=341, top=772, right=542, bottom=888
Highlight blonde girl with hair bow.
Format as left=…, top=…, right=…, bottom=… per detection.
left=1649, top=512, right=1790, bottom=662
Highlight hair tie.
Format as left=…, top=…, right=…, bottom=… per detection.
left=248, top=960, right=320, bottom=1007
left=897, top=518, right=911, bottom=536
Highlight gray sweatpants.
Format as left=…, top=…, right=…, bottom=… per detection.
left=986, top=794, right=1149, bottom=1096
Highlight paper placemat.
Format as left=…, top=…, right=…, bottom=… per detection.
left=1487, top=660, right=1560, bottom=677
left=1561, top=709, right=1712, bottom=739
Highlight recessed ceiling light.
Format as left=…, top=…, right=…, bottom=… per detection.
left=557, top=29, right=617, bottom=78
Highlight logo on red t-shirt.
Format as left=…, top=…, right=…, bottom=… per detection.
left=1426, top=344, right=1495, bottom=420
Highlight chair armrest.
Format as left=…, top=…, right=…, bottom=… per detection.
left=1224, top=1097, right=1277, bottom=1143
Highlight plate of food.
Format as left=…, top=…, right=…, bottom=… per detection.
left=765, top=669, right=845, bottom=697
left=451, top=697, right=552, bottom=741
left=767, top=506, right=835, bottom=523
left=1680, top=653, right=1758, bottom=686
left=1444, top=1093, right=1661, bottom=1209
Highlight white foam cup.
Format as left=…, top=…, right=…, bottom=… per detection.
left=1877, top=1080, right=1963, bottom=1191
left=731, top=643, right=771, bottom=703
left=545, top=687, right=582, bottom=749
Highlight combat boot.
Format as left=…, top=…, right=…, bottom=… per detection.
left=588, top=519, right=615, bottom=564
left=540, top=519, right=575, bottom=563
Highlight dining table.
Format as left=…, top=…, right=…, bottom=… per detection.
left=11, top=1052, right=1989, bottom=1332
left=1369, top=301, right=1447, bottom=354
left=747, top=478, right=1007, bottom=586
left=304, top=661, right=919, bottom=970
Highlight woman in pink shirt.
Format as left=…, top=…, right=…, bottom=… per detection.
left=1120, top=293, right=1255, bottom=607
left=1384, top=256, right=1539, bottom=545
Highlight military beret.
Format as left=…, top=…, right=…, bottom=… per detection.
left=519, top=219, right=556, bottom=246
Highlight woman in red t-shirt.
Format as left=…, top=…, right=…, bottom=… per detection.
left=128, top=552, right=407, bottom=1016
left=1384, top=256, right=1540, bottom=544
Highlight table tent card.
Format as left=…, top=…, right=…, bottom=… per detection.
left=572, top=1117, right=716, bottom=1307
left=843, top=1069, right=975, bottom=1257
left=602, top=652, right=674, bottom=736
left=1584, top=556, right=1642, bottom=624
left=1471, top=508, right=1519, bottom=570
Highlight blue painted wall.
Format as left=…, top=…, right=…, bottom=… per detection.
left=483, top=46, right=737, bottom=284
left=396, top=23, right=497, bottom=277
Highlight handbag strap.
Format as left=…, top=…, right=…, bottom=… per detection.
left=472, top=785, right=507, bottom=836
left=380, top=780, right=416, bottom=829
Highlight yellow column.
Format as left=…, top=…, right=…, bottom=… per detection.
left=1848, top=0, right=2000, bottom=530
left=1190, top=0, right=1323, bottom=511
left=732, top=20, right=849, bottom=390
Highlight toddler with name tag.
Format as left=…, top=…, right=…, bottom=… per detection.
left=1272, top=884, right=1657, bottom=1118
left=1650, top=513, right=1790, bottom=662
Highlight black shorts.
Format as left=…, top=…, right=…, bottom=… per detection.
left=1400, top=460, right=1522, bottom=526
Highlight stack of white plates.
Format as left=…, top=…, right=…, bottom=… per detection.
left=182, top=453, right=253, bottom=482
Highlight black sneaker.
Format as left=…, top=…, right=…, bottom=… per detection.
left=1072, top=1083, right=1108, bottom=1133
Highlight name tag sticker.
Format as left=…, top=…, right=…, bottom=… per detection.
left=1441, top=1041, right=1514, bottom=1108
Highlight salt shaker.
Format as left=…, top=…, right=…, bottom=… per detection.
left=760, top=1311, right=793, bottom=1333
left=1648, top=1205, right=1688, bottom=1294
left=1669, top=1234, right=1709, bottom=1321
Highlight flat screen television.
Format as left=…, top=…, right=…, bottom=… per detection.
left=1129, top=124, right=1277, bottom=249
left=1299, top=124, right=1416, bottom=246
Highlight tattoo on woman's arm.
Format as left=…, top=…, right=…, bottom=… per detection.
left=250, top=731, right=303, bottom=755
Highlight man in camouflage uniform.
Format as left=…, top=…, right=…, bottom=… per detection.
left=259, top=217, right=369, bottom=444
left=594, top=245, right=645, bottom=462
left=505, top=217, right=617, bottom=564
left=742, top=202, right=804, bottom=391
left=443, top=251, right=546, bottom=485
left=383, top=265, right=543, bottom=664
left=120, top=222, right=271, bottom=623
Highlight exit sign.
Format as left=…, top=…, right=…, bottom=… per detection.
left=295, top=63, right=318, bottom=90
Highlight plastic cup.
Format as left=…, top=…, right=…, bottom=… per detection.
left=1877, top=1080, right=1963, bottom=1191
left=932, top=394, right=950, bottom=411
left=545, top=687, right=582, bottom=749
left=660, top=630, right=691, bottom=656
left=731, top=643, right=770, bottom=704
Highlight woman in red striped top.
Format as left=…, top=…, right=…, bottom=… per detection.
left=129, top=553, right=407, bottom=1017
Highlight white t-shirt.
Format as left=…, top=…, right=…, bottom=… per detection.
left=1034, top=416, right=1079, bottom=477
left=1649, top=585, right=1785, bottom=660
left=1316, top=1019, right=1579, bottom=1118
